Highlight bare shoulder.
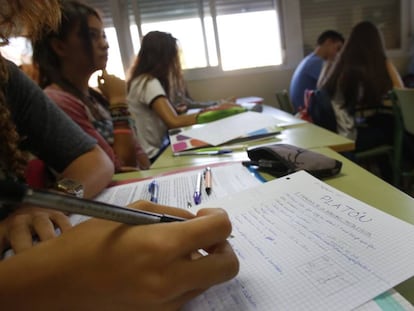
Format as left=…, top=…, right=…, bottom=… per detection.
left=386, top=59, right=404, bottom=88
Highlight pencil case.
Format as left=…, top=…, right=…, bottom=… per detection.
left=196, top=107, right=247, bottom=123
left=244, top=143, right=342, bottom=179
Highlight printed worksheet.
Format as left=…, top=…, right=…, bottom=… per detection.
left=70, top=163, right=262, bottom=225
left=183, top=170, right=414, bottom=311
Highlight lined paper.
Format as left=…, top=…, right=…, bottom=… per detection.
left=184, top=171, right=414, bottom=311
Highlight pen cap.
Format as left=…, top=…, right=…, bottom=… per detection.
left=0, top=180, right=28, bottom=204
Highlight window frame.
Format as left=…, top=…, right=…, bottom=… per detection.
left=95, top=0, right=411, bottom=80
left=107, top=0, right=286, bottom=79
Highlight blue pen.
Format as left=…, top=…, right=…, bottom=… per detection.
left=193, top=172, right=203, bottom=205
left=148, top=180, right=159, bottom=203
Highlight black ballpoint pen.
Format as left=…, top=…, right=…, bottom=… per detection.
left=0, top=180, right=185, bottom=225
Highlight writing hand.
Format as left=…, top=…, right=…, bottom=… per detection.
left=2, top=202, right=239, bottom=310
left=0, top=206, right=72, bottom=254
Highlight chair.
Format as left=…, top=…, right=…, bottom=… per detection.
left=390, top=89, right=414, bottom=190
left=352, top=120, right=394, bottom=180
left=275, top=90, right=294, bottom=114
left=352, top=111, right=395, bottom=182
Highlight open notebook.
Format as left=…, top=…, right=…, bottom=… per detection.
left=169, top=111, right=282, bottom=153
left=73, top=165, right=414, bottom=310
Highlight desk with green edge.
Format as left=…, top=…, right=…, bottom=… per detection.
left=115, top=147, right=414, bottom=304
left=151, top=122, right=355, bottom=170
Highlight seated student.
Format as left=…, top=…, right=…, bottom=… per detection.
left=289, top=30, right=344, bottom=113
left=126, top=31, right=239, bottom=162
left=321, top=21, right=403, bottom=146
left=0, top=2, right=239, bottom=309
left=320, top=21, right=403, bottom=181
left=0, top=48, right=114, bottom=251
left=1, top=56, right=114, bottom=252
left=32, top=0, right=151, bottom=172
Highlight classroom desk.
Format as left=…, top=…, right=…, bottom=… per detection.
left=260, top=105, right=307, bottom=128
left=151, top=122, right=355, bottom=169
left=116, top=146, right=414, bottom=304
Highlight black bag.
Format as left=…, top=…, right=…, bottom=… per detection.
left=307, top=89, right=337, bottom=132
left=244, top=143, right=342, bottom=179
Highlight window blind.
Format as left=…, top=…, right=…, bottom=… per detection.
left=128, top=0, right=276, bottom=22
left=85, top=0, right=277, bottom=25
left=131, top=0, right=200, bottom=23
left=299, top=0, right=401, bottom=54
left=215, top=0, right=275, bottom=15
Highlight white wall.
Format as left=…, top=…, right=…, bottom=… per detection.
left=187, top=54, right=409, bottom=109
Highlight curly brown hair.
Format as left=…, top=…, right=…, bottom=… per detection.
left=0, top=0, right=60, bottom=177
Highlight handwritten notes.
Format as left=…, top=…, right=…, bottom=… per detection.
left=184, top=171, right=414, bottom=311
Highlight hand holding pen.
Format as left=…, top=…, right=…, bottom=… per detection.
left=0, top=180, right=184, bottom=226
left=0, top=187, right=239, bottom=310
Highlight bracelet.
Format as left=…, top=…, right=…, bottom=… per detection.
left=110, top=102, right=128, bottom=107
left=113, top=128, right=133, bottom=135
left=113, top=120, right=135, bottom=130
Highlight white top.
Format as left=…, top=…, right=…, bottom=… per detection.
left=127, top=76, right=168, bottom=158
left=331, top=91, right=357, bottom=140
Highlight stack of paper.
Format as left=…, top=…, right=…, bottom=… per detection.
left=169, top=111, right=282, bottom=153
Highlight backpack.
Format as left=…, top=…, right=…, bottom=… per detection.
left=297, top=88, right=337, bottom=132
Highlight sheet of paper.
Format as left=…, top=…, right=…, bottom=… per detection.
left=270, top=114, right=307, bottom=127
left=183, top=170, right=414, bottom=311
left=70, top=163, right=262, bottom=225
left=182, top=111, right=282, bottom=146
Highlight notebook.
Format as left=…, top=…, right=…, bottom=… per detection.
left=169, top=111, right=282, bottom=153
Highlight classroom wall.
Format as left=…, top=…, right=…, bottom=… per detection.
left=186, top=54, right=410, bottom=110
left=187, top=68, right=294, bottom=108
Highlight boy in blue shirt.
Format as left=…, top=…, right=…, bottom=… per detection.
left=289, top=30, right=344, bottom=113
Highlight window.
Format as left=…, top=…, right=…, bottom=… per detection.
left=2, top=0, right=408, bottom=81
left=139, top=18, right=214, bottom=69
left=216, top=10, right=282, bottom=70
left=128, top=0, right=282, bottom=72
